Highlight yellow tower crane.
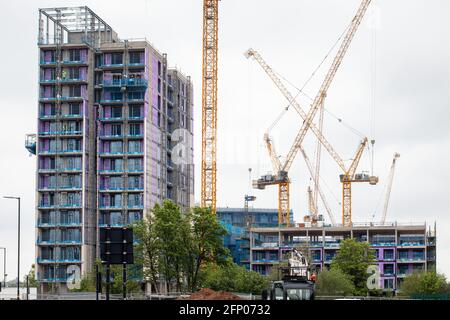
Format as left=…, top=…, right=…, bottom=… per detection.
left=201, top=0, right=219, bottom=213
left=246, top=0, right=374, bottom=226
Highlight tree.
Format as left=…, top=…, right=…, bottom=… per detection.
left=183, top=206, right=230, bottom=292
left=315, top=268, right=355, bottom=296
left=235, top=267, right=270, bottom=295
left=400, top=271, right=448, bottom=298
left=73, top=262, right=141, bottom=294
left=133, top=203, right=230, bottom=293
left=331, top=238, right=375, bottom=295
left=268, top=262, right=288, bottom=282
left=201, top=261, right=269, bottom=294
left=153, top=200, right=187, bottom=292
left=133, top=210, right=160, bottom=293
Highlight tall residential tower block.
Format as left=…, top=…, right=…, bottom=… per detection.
left=36, top=7, right=194, bottom=295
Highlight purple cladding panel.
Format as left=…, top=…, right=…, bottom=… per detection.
left=152, top=57, right=158, bottom=109
left=80, top=49, right=88, bottom=62
left=141, top=52, right=145, bottom=66
left=104, top=106, right=111, bottom=118
left=104, top=91, right=111, bottom=100
left=81, top=85, right=87, bottom=99
left=44, top=51, right=53, bottom=62
left=103, top=159, right=110, bottom=171
left=43, top=86, right=53, bottom=98
left=103, top=124, right=111, bottom=135
left=80, top=67, right=88, bottom=81
left=145, top=48, right=149, bottom=80
left=103, top=73, right=113, bottom=82
left=104, top=53, right=112, bottom=65
left=83, top=100, right=88, bottom=117
left=144, top=48, right=150, bottom=118
left=102, top=141, right=110, bottom=153
left=44, top=69, right=52, bottom=80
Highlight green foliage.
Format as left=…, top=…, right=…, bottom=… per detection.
left=153, top=201, right=187, bottom=291
left=133, top=211, right=159, bottom=291
left=400, top=272, right=448, bottom=297
left=201, top=262, right=269, bottom=294
left=267, top=262, right=288, bottom=282
left=73, top=265, right=141, bottom=294
left=331, top=238, right=375, bottom=295
left=72, top=202, right=234, bottom=294
left=315, top=268, right=355, bottom=296
left=133, top=202, right=230, bottom=293
left=25, top=264, right=38, bottom=288
left=182, top=206, right=230, bottom=292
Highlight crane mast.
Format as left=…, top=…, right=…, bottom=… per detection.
left=380, top=153, right=400, bottom=224
left=340, top=138, right=371, bottom=226
left=201, top=0, right=219, bottom=213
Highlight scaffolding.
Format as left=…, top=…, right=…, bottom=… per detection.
left=39, top=7, right=117, bottom=49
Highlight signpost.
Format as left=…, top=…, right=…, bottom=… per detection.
left=99, top=227, right=134, bottom=300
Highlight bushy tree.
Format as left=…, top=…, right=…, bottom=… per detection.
left=183, top=206, right=230, bottom=292
left=133, top=210, right=160, bottom=292
left=267, top=262, right=288, bottom=282
left=153, top=201, right=186, bottom=291
left=400, top=271, right=448, bottom=297
left=133, top=202, right=230, bottom=293
left=331, top=238, right=375, bottom=295
left=201, top=261, right=269, bottom=294
left=73, top=260, right=141, bottom=294
left=315, top=268, right=355, bottom=296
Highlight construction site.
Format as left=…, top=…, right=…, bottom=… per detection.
left=1, top=0, right=441, bottom=301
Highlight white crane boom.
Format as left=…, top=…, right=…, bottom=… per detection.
left=381, top=153, right=400, bottom=224
left=245, top=49, right=347, bottom=173
left=300, top=147, right=337, bottom=225
left=282, top=0, right=372, bottom=173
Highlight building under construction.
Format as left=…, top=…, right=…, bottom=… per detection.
left=248, top=222, right=436, bottom=292
left=35, top=6, right=194, bottom=295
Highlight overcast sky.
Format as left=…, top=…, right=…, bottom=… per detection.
left=0, top=0, right=449, bottom=281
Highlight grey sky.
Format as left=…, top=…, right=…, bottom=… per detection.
left=0, top=0, right=449, bottom=280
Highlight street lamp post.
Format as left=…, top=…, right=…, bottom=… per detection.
left=4, top=196, right=21, bottom=300
left=0, top=247, right=6, bottom=288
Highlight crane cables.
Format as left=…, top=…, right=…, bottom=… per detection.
left=265, top=24, right=350, bottom=133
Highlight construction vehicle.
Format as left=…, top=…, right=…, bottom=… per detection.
left=246, top=0, right=373, bottom=226
left=262, top=249, right=315, bottom=300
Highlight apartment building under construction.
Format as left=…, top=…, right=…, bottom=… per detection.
left=35, top=6, right=194, bottom=295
